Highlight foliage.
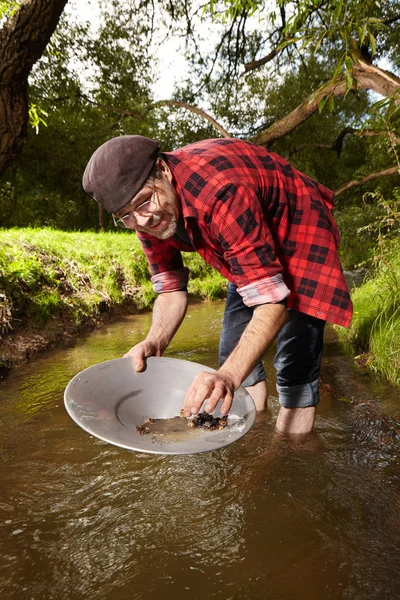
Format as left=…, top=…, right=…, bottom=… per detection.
left=338, top=186, right=400, bottom=384
left=0, top=0, right=21, bottom=20
left=357, top=187, right=400, bottom=248
left=1, top=0, right=399, bottom=233
left=0, top=228, right=225, bottom=334
left=28, top=104, right=48, bottom=134
left=342, top=243, right=400, bottom=385
left=203, top=0, right=400, bottom=73
left=335, top=186, right=400, bottom=269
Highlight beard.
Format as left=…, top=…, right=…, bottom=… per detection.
left=151, top=213, right=178, bottom=239
left=157, top=214, right=178, bottom=239
left=136, top=211, right=178, bottom=239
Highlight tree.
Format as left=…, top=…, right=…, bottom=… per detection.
left=165, top=0, right=400, bottom=193
left=0, top=0, right=68, bottom=175
left=1, top=0, right=399, bottom=234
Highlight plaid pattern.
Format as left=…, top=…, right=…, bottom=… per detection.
left=137, top=138, right=352, bottom=327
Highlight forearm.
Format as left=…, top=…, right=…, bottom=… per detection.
left=145, top=291, right=188, bottom=354
left=218, top=303, right=288, bottom=388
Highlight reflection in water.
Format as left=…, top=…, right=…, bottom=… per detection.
left=0, top=301, right=399, bottom=600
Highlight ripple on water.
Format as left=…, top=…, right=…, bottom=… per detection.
left=0, top=304, right=399, bottom=600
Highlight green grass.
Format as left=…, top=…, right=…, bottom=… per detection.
left=1, top=227, right=399, bottom=387
left=340, top=245, right=400, bottom=385
left=0, top=228, right=226, bottom=333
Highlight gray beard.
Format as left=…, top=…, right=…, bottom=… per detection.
left=156, top=214, right=178, bottom=240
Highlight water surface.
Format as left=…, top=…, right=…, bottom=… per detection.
left=0, top=301, right=399, bottom=600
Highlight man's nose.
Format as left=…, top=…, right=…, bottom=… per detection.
left=135, top=214, right=153, bottom=228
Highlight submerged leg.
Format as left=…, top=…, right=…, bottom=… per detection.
left=245, top=380, right=268, bottom=411
left=273, top=310, right=325, bottom=435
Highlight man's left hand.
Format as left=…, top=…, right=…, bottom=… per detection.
left=182, top=371, right=235, bottom=417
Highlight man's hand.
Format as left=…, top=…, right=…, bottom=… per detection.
left=182, top=371, right=236, bottom=417
left=181, top=302, right=288, bottom=417
left=123, top=291, right=188, bottom=372
left=124, top=340, right=158, bottom=372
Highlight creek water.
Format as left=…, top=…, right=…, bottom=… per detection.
left=0, top=300, right=399, bottom=600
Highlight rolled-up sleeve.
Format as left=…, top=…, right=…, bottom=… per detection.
left=137, top=232, right=189, bottom=293
left=151, top=267, right=190, bottom=293
left=237, top=273, right=290, bottom=306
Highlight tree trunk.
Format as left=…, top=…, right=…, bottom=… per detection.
left=98, top=205, right=104, bottom=231
left=0, top=0, right=68, bottom=176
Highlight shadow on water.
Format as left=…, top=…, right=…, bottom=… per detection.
left=0, top=301, right=399, bottom=600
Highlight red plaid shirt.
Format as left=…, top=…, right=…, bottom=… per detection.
left=137, top=138, right=352, bottom=327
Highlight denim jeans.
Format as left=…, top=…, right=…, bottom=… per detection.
left=219, top=282, right=326, bottom=408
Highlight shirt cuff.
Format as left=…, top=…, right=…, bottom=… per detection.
left=151, top=267, right=190, bottom=293
left=237, top=274, right=290, bottom=307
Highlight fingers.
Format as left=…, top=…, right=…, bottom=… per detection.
left=204, top=384, right=233, bottom=415
left=182, top=372, right=234, bottom=417
left=183, top=377, right=212, bottom=417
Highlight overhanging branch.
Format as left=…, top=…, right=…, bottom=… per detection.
left=335, top=166, right=400, bottom=196
left=149, top=100, right=231, bottom=138
left=79, top=94, right=231, bottom=138
left=250, top=79, right=348, bottom=146
left=289, top=128, right=400, bottom=158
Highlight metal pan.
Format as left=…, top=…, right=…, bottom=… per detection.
left=64, top=356, right=256, bottom=455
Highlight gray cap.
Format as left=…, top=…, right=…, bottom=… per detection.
left=82, top=135, right=160, bottom=212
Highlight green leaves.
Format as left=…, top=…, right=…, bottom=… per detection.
left=318, top=92, right=335, bottom=114
left=344, top=56, right=354, bottom=94
left=28, top=104, right=48, bottom=134
left=0, top=0, right=21, bottom=21
left=204, top=0, right=263, bottom=21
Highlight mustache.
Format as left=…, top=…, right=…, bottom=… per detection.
left=148, top=215, right=162, bottom=227
left=136, top=214, right=162, bottom=230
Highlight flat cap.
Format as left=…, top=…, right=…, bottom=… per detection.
left=82, top=135, right=160, bottom=213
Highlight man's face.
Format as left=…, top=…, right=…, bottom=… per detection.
left=113, top=161, right=180, bottom=240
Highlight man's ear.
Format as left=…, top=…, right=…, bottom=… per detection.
left=157, top=157, right=173, bottom=184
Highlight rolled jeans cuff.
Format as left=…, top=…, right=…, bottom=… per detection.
left=276, top=378, right=320, bottom=408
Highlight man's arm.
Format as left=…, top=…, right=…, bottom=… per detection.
left=182, top=302, right=287, bottom=416
left=124, top=291, right=188, bottom=371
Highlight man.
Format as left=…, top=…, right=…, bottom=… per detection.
left=83, top=135, right=352, bottom=435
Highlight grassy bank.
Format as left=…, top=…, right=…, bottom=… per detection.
left=1, top=227, right=399, bottom=387
left=339, top=245, right=400, bottom=386
left=0, top=228, right=227, bottom=338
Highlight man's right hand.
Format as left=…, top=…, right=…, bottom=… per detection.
left=123, top=340, right=158, bottom=372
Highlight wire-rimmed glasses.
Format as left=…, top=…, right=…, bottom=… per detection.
left=112, top=189, right=157, bottom=229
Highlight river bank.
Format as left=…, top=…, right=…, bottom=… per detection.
left=1, top=228, right=399, bottom=388
left=339, top=245, right=400, bottom=387
left=0, top=228, right=226, bottom=377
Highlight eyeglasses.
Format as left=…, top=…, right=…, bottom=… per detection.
left=112, top=189, right=157, bottom=229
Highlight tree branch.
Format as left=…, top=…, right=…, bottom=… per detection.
left=381, top=14, right=400, bottom=26
left=353, top=51, right=400, bottom=101
left=244, top=47, right=279, bottom=73
left=149, top=100, right=231, bottom=138
left=79, top=94, right=231, bottom=138
left=335, top=166, right=400, bottom=196
left=244, top=2, right=325, bottom=74
left=250, top=57, right=400, bottom=147
left=79, top=92, right=143, bottom=119
left=288, top=128, right=400, bottom=158
left=250, top=79, right=348, bottom=146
